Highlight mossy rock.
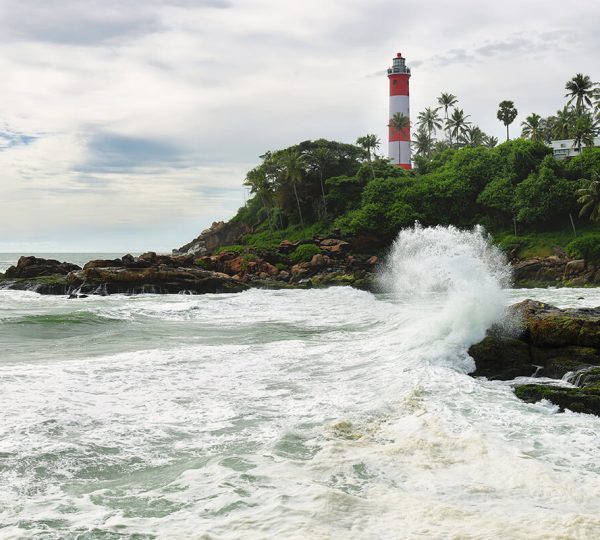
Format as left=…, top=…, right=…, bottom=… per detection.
left=532, top=346, right=600, bottom=379
left=515, top=384, right=600, bottom=416
left=528, top=314, right=584, bottom=347
left=0, top=274, right=70, bottom=294
left=469, top=336, right=535, bottom=380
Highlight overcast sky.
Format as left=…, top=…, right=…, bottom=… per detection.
left=0, top=0, right=598, bottom=252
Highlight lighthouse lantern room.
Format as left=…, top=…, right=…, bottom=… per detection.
left=387, top=52, right=411, bottom=169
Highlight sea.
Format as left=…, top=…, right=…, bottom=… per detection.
left=2, top=226, right=600, bottom=539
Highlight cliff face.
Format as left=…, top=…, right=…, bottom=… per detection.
left=172, top=221, right=251, bottom=257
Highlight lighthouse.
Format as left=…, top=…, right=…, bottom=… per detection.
left=387, top=52, right=411, bottom=169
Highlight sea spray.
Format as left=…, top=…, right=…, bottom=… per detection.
left=377, top=224, right=512, bottom=369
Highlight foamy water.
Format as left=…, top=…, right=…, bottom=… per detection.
left=1, top=228, right=600, bottom=539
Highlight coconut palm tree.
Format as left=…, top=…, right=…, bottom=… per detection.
left=279, top=149, right=306, bottom=228
left=356, top=134, right=381, bottom=181
left=356, top=134, right=380, bottom=163
left=572, top=113, right=597, bottom=154
left=565, top=73, right=595, bottom=113
left=521, top=113, right=544, bottom=142
left=446, top=108, right=471, bottom=146
left=459, top=125, right=486, bottom=147
left=576, top=173, right=600, bottom=222
left=437, top=92, right=458, bottom=142
left=484, top=135, right=498, bottom=148
left=388, top=112, right=410, bottom=165
left=411, top=126, right=433, bottom=158
left=552, top=106, right=575, bottom=140
left=497, top=100, right=518, bottom=141
left=417, top=107, right=443, bottom=139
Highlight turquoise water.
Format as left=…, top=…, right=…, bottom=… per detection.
left=2, top=231, right=600, bottom=539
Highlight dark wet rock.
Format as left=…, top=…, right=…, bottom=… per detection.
left=83, top=258, right=123, bottom=270
left=4, top=256, right=80, bottom=279
left=471, top=300, right=600, bottom=416
left=278, top=240, right=299, bottom=254
left=515, top=383, right=600, bottom=415
left=469, top=336, right=535, bottom=380
left=0, top=274, right=71, bottom=295
left=67, top=265, right=248, bottom=295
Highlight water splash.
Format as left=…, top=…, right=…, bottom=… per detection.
left=377, top=224, right=512, bottom=364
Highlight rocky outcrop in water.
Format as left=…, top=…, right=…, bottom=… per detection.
left=470, top=300, right=600, bottom=415
left=4, top=256, right=81, bottom=279
left=1, top=254, right=248, bottom=296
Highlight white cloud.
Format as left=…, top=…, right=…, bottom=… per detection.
left=0, top=0, right=598, bottom=251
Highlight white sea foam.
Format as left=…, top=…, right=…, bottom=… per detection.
left=1, top=230, right=600, bottom=538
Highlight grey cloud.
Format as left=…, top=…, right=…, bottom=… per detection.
left=427, top=30, right=579, bottom=68
left=0, top=0, right=231, bottom=45
left=0, top=129, right=37, bottom=151
left=82, top=133, right=187, bottom=171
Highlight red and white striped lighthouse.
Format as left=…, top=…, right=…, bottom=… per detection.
left=387, top=52, right=411, bottom=169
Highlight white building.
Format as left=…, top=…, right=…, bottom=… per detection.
left=549, top=137, right=600, bottom=159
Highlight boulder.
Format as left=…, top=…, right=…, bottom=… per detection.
left=83, top=259, right=123, bottom=270
left=4, top=256, right=81, bottom=278
left=319, top=239, right=351, bottom=255
left=564, top=259, right=586, bottom=276
left=470, top=300, right=600, bottom=416
left=309, top=253, right=329, bottom=268
left=278, top=240, right=299, bottom=254
left=67, top=265, right=248, bottom=295
left=469, top=336, right=535, bottom=380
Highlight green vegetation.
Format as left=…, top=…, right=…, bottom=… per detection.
left=224, top=73, right=599, bottom=259
left=290, top=244, right=321, bottom=264
left=567, top=234, right=600, bottom=262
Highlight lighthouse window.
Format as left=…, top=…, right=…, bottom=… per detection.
left=393, top=80, right=397, bottom=85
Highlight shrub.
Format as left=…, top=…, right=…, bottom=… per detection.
left=290, top=244, right=321, bottom=263
left=215, top=245, right=245, bottom=255
left=495, top=234, right=529, bottom=255
left=566, top=234, right=600, bottom=262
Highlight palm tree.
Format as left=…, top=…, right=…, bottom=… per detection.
left=565, top=73, right=595, bottom=113
left=356, top=134, right=381, bottom=181
left=356, top=134, right=380, bottom=163
left=553, top=106, right=575, bottom=140
left=576, top=173, right=600, bottom=222
left=279, top=149, right=306, bottom=228
left=497, top=100, right=518, bottom=141
left=244, top=167, right=274, bottom=230
left=459, top=125, right=486, bottom=147
left=446, top=108, right=471, bottom=146
left=484, top=135, right=498, bottom=148
left=308, top=146, right=333, bottom=218
left=417, top=107, right=443, bottom=140
left=388, top=112, right=410, bottom=165
left=437, top=92, right=458, bottom=142
left=411, top=127, right=433, bottom=158
left=521, top=113, right=544, bottom=142
left=572, top=113, right=597, bottom=154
